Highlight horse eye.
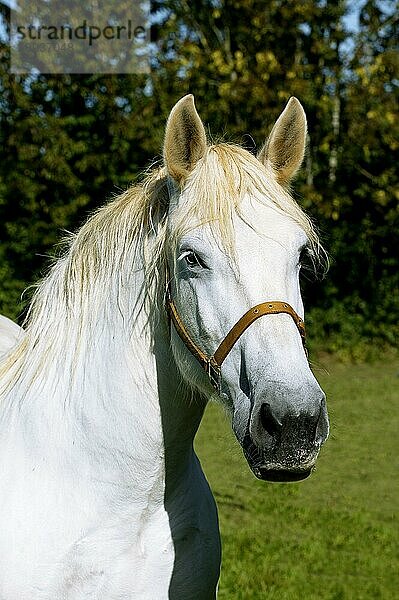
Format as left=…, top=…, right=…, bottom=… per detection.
left=184, top=252, right=202, bottom=269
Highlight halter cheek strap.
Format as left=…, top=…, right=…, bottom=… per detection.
left=166, top=282, right=306, bottom=393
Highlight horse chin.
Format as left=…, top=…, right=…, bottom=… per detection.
left=245, top=450, right=319, bottom=482
left=251, top=465, right=313, bottom=482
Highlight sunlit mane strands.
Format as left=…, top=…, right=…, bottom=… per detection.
left=0, top=170, right=167, bottom=397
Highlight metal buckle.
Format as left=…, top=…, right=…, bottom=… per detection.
left=207, top=360, right=221, bottom=393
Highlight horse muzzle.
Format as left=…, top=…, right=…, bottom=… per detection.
left=238, top=393, right=329, bottom=483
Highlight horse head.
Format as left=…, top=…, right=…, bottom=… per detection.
left=163, top=94, right=329, bottom=482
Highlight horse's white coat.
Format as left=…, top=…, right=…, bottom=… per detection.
left=0, top=96, right=328, bottom=598
left=0, top=315, right=24, bottom=356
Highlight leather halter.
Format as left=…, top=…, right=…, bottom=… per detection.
left=166, top=279, right=306, bottom=393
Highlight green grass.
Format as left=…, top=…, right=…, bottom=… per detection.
left=194, top=357, right=399, bottom=599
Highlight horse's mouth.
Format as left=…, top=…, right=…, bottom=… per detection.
left=241, top=432, right=319, bottom=483
left=252, top=465, right=313, bottom=482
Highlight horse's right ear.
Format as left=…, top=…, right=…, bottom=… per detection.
left=163, top=95, right=207, bottom=184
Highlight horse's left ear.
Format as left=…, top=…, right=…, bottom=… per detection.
left=257, top=97, right=307, bottom=186
left=164, top=94, right=207, bottom=184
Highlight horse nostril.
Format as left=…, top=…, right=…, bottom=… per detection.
left=260, top=403, right=283, bottom=437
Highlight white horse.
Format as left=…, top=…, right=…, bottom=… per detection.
left=0, top=95, right=329, bottom=599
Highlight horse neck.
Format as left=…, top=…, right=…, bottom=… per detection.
left=3, top=266, right=206, bottom=500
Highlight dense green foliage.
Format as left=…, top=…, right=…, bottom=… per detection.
left=195, top=356, right=399, bottom=598
left=0, top=1, right=398, bottom=357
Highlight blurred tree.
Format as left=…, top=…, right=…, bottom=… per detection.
left=324, top=0, right=399, bottom=349
left=151, top=1, right=346, bottom=143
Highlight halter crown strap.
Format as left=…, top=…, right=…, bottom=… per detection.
left=166, top=283, right=306, bottom=392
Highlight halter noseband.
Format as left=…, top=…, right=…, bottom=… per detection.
left=166, top=278, right=306, bottom=393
